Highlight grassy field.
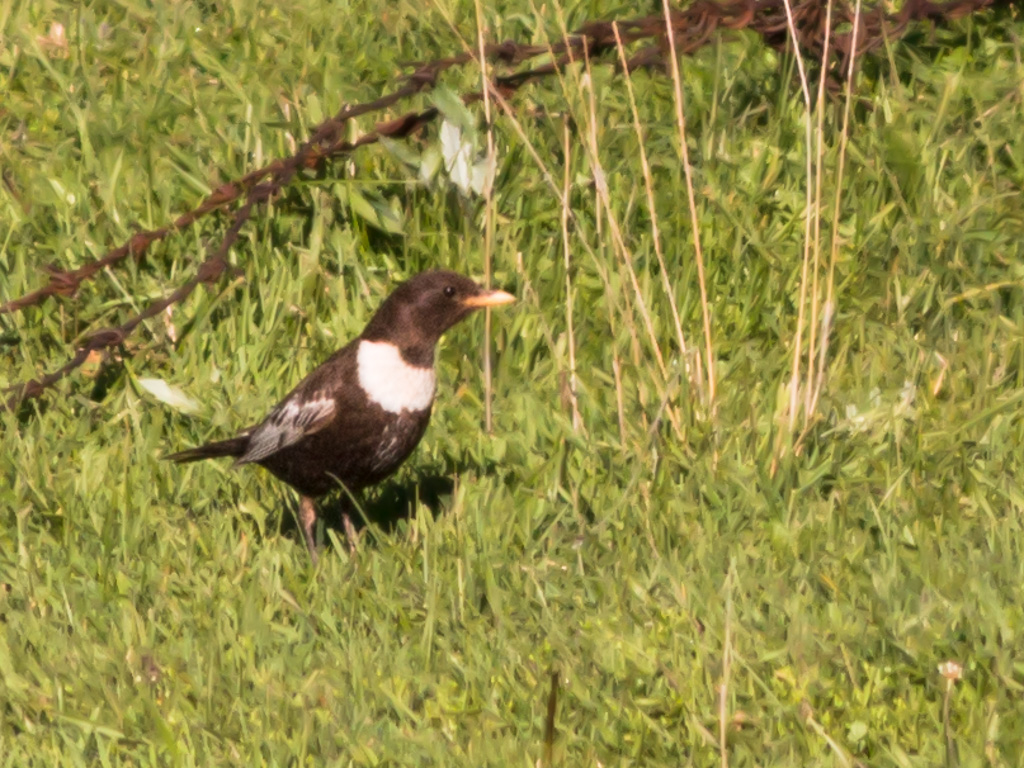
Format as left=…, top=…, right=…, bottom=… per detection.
left=3, top=0, right=1024, bottom=764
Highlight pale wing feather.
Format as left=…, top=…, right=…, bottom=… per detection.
left=236, top=394, right=336, bottom=465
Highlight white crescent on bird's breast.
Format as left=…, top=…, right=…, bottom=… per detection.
left=356, top=340, right=436, bottom=414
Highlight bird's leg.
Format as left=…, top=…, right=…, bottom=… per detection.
left=299, top=495, right=319, bottom=564
left=341, top=513, right=359, bottom=555
left=340, top=496, right=359, bottom=555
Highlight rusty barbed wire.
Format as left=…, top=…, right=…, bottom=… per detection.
left=1, top=0, right=1011, bottom=412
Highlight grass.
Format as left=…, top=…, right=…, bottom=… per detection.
left=3, top=0, right=1024, bottom=764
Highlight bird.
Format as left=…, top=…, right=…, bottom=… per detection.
left=165, top=270, right=515, bottom=562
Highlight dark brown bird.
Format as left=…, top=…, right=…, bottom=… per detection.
left=166, top=270, right=515, bottom=561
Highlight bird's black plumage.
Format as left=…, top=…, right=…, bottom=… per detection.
left=166, top=270, right=515, bottom=560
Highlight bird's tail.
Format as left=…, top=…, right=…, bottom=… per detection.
left=164, top=436, right=249, bottom=463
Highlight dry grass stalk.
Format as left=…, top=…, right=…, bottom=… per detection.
left=473, top=0, right=499, bottom=433
left=611, top=23, right=691, bottom=377
left=660, top=0, right=717, bottom=414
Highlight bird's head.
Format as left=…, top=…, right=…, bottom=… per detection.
left=361, top=270, right=515, bottom=365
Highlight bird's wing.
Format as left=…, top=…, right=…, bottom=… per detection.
left=235, top=392, right=336, bottom=465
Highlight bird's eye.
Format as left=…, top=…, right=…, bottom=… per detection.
left=443, top=285, right=456, bottom=298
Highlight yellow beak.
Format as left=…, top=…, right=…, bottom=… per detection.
left=462, top=289, right=516, bottom=308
